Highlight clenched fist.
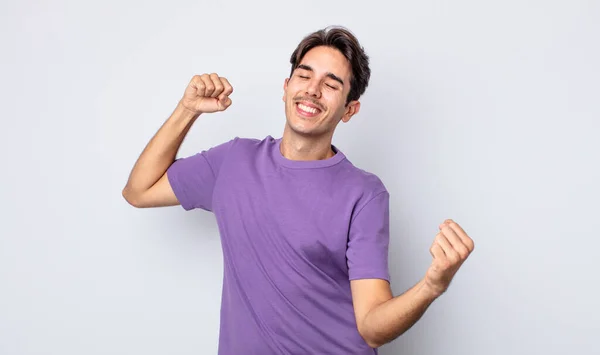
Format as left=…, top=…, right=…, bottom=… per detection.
left=425, top=219, right=475, bottom=296
left=180, top=73, right=233, bottom=114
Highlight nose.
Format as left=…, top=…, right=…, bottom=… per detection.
left=305, top=79, right=321, bottom=99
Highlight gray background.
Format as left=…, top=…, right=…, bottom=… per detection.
left=1, top=0, right=598, bottom=354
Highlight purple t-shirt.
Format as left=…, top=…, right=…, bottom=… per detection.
left=167, top=136, right=390, bottom=354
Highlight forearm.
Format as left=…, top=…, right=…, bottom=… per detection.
left=361, top=278, right=440, bottom=348
left=123, top=101, right=200, bottom=195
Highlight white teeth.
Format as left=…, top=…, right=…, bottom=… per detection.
left=298, top=103, right=318, bottom=114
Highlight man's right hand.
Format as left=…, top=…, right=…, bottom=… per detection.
left=180, top=73, right=233, bottom=114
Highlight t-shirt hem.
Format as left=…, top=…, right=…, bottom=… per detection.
left=348, top=272, right=391, bottom=282
left=166, top=167, right=194, bottom=211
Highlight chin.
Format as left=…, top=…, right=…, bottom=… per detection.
left=288, top=123, right=314, bottom=136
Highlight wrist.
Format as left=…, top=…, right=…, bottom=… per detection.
left=175, top=101, right=203, bottom=120
left=162, top=102, right=201, bottom=132
left=419, top=278, right=445, bottom=300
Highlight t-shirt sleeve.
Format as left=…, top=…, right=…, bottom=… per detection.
left=346, top=191, right=391, bottom=282
left=166, top=137, right=237, bottom=211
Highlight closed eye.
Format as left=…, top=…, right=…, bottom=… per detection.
left=326, top=83, right=338, bottom=90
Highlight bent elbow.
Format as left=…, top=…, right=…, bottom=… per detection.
left=122, top=186, right=143, bottom=208
left=362, top=337, right=382, bottom=349
left=357, top=326, right=383, bottom=349
left=364, top=337, right=382, bottom=349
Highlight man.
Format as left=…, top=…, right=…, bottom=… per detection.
left=122, top=26, right=474, bottom=354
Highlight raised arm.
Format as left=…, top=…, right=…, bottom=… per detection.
left=122, top=74, right=233, bottom=208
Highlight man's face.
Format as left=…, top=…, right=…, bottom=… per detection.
left=282, top=45, right=360, bottom=138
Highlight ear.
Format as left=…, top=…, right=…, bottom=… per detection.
left=282, top=78, right=289, bottom=102
left=341, top=101, right=360, bottom=123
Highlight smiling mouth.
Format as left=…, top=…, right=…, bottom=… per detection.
left=296, top=102, right=322, bottom=117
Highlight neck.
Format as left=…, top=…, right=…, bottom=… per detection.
left=280, top=127, right=335, bottom=161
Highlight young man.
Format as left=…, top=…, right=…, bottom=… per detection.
left=122, top=26, right=474, bottom=354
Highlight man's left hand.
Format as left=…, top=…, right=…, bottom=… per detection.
left=424, top=219, right=475, bottom=297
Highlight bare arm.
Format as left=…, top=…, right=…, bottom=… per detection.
left=121, top=102, right=200, bottom=208
left=351, top=220, right=475, bottom=348
left=122, top=74, right=233, bottom=208
left=351, top=278, right=438, bottom=348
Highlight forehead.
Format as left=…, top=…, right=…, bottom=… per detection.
left=298, top=46, right=352, bottom=82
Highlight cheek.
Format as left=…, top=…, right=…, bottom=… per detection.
left=324, top=94, right=345, bottom=112
left=284, top=87, right=297, bottom=100
left=283, top=89, right=293, bottom=103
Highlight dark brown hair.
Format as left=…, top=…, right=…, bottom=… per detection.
left=289, top=26, right=371, bottom=105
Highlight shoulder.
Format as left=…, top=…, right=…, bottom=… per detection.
left=227, top=135, right=276, bottom=151
left=337, top=158, right=388, bottom=197
left=332, top=159, right=389, bottom=221
left=214, top=135, right=277, bottom=165
left=343, top=167, right=390, bottom=228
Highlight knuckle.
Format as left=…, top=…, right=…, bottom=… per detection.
left=467, top=239, right=475, bottom=251
left=447, top=251, right=459, bottom=263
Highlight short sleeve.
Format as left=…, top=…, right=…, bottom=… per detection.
left=166, top=137, right=237, bottom=211
left=346, top=191, right=391, bottom=281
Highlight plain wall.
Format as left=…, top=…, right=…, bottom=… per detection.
left=1, top=0, right=598, bottom=354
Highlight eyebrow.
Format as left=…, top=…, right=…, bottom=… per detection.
left=296, top=64, right=344, bottom=86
